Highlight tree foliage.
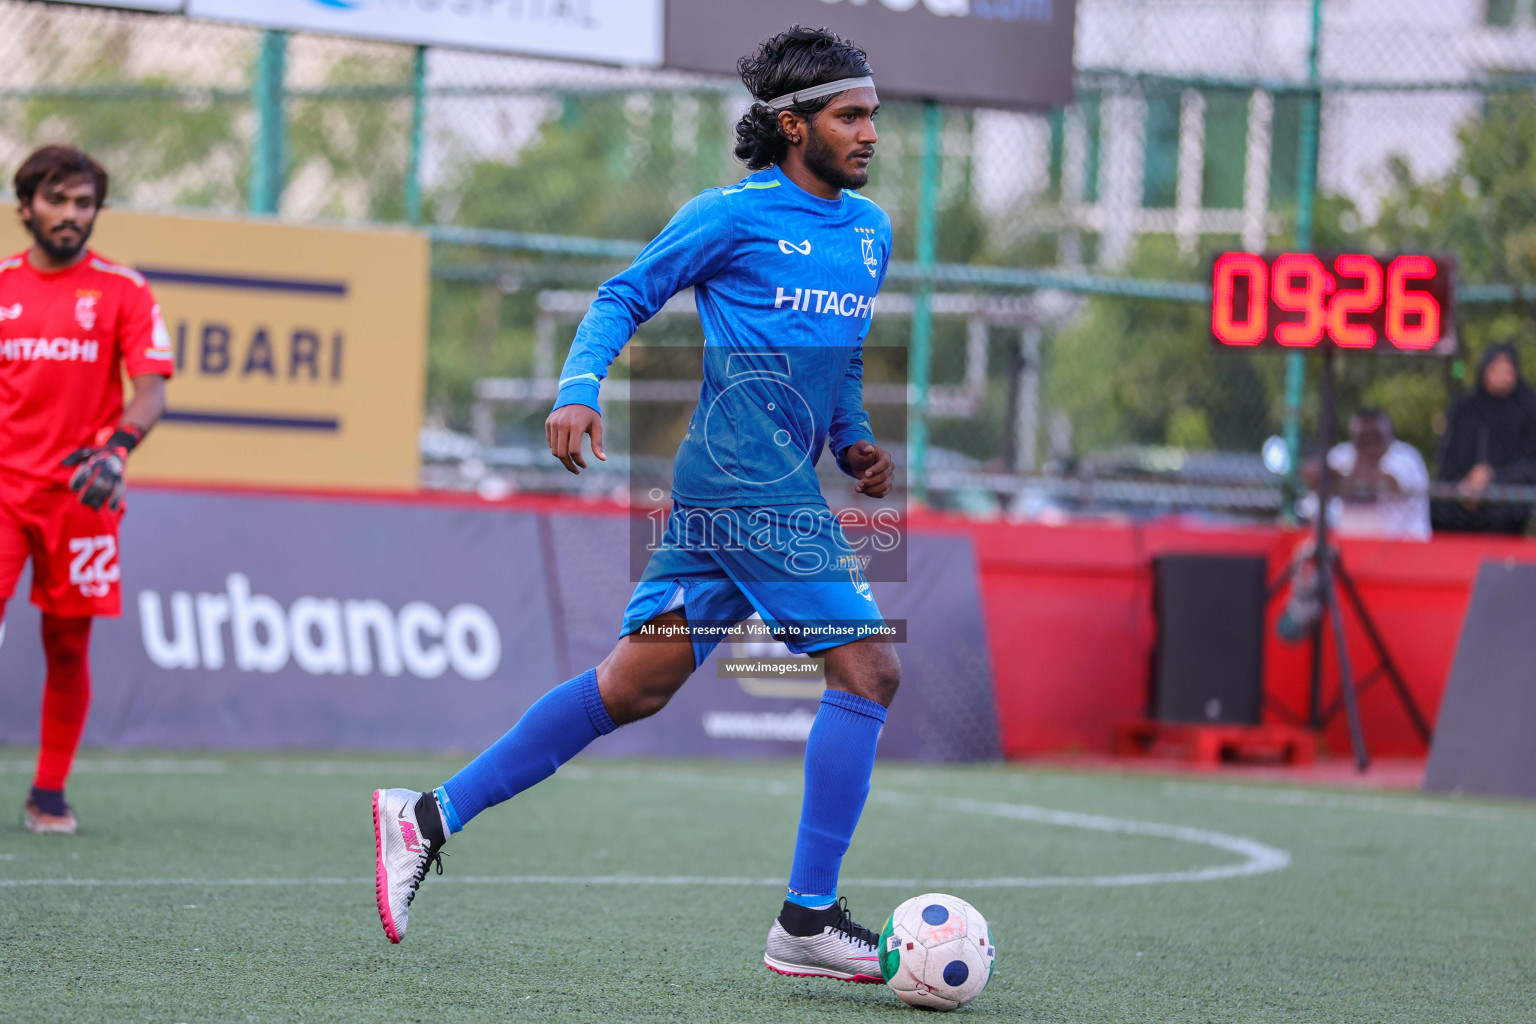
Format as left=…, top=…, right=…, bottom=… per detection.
left=286, top=50, right=415, bottom=223
left=1048, top=93, right=1536, bottom=466
left=1046, top=236, right=1276, bottom=457
left=7, top=23, right=247, bottom=210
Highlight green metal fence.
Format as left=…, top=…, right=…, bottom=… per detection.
left=1, top=0, right=1532, bottom=518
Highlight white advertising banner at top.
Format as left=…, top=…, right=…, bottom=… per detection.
left=54, top=1, right=184, bottom=10
left=185, top=0, right=663, bottom=66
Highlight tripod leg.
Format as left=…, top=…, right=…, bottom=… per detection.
left=1334, top=559, right=1433, bottom=745
left=1307, top=620, right=1325, bottom=730
left=1321, top=561, right=1370, bottom=772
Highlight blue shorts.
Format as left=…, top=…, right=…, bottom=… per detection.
left=621, top=503, right=888, bottom=667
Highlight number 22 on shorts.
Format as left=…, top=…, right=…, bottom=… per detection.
left=68, top=535, right=119, bottom=597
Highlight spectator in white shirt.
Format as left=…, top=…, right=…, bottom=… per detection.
left=1300, top=408, right=1431, bottom=540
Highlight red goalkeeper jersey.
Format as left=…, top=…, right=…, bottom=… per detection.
left=0, top=249, right=174, bottom=486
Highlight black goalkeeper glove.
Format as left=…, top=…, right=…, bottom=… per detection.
left=61, top=424, right=144, bottom=512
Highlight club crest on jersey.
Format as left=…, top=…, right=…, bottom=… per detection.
left=0, top=303, right=21, bottom=321
left=854, top=226, right=879, bottom=278
left=75, top=292, right=99, bottom=331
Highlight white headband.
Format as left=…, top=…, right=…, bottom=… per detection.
left=764, top=76, right=876, bottom=112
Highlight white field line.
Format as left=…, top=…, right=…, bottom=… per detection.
left=0, top=768, right=1290, bottom=890
left=0, top=759, right=432, bottom=776
left=866, top=792, right=1290, bottom=886
left=1159, top=782, right=1514, bottom=822
left=0, top=759, right=229, bottom=775
left=11, top=760, right=1514, bottom=822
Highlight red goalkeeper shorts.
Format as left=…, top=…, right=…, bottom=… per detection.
left=0, top=472, right=124, bottom=619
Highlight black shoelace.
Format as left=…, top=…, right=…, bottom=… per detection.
left=830, top=896, right=878, bottom=949
left=405, top=846, right=447, bottom=906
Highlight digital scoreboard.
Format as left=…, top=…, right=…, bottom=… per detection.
left=1210, top=252, right=1456, bottom=353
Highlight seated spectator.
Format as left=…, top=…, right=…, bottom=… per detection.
left=1299, top=408, right=1430, bottom=540
left=1433, top=343, right=1536, bottom=535
left=1281, top=410, right=1428, bottom=642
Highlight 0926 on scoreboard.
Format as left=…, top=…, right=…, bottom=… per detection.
left=1210, top=251, right=1457, bottom=355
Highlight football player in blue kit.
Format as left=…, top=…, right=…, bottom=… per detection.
left=373, top=25, right=898, bottom=982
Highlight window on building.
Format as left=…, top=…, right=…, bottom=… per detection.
left=1082, top=92, right=1103, bottom=204
left=1202, top=91, right=1249, bottom=210
left=1049, top=92, right=1102, bottom=204
left=1268, top=92, right=1304, bottom=209
left=1048, top=108, right=1065, bottom=199
left=1142, top=91, right=1181, bottom=208
left=1485, top=0, right=1519, bottom=27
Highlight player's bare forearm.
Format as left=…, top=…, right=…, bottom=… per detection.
left=123, top=373, right=168, bottom=435
left=842, top=440, right=894, bottom=499
left=545, top=403, right=606, bottom=475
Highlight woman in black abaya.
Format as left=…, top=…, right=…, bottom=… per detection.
left=1433, top=343, right=1536, bottom=534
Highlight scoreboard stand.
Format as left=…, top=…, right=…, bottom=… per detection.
left=1211, top=251, right=1448, bottom=770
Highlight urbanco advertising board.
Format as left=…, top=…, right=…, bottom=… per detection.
left=0, top=209, right=427, bottom=491
left=185, top=0, right=663, bottom=67
left=663, top=0, right=1076, bottom=110
left=0, top=491, right=999, bottom=761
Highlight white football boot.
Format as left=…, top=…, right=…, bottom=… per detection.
left=764, top=897, right=883, bottom=983
left=23, top=798, right=77, bottom=834
left=372, top=788, right=446, bottom=943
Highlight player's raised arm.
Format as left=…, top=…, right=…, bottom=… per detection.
left=546, top=191, right=736, bottom=474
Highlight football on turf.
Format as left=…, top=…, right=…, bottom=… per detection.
left=878, top=893, right=995, bottom=1011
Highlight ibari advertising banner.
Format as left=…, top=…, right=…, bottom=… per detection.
left=0, top=210, right=428, bottom=491
left=186, top=0, right=663, bottom=67
left=0, top=491, right=999, bottom=761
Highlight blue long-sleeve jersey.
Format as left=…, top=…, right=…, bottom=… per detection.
left=554, top=164, right=892, bottom=508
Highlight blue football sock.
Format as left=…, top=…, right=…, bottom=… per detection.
left=438, top=668, right=616, bottom=830
left=787, top=689, right=887, bottom=902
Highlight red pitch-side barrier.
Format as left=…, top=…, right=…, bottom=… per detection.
left=131, top=483, right=1536, bottom=758
left=911, top=511, right=1536, bottom=758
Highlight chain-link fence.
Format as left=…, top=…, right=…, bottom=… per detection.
left=2, top=0, right=1532, bottom=522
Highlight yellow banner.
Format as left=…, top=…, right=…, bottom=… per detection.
left=1, top=209, right=428, bottom=491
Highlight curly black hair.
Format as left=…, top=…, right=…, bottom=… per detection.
left=733, top=25, right=873, bottom=171
left=13, top=145, right=108, bottom=207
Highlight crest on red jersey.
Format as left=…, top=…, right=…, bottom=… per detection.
left=75, top=293, right=98, bottom=331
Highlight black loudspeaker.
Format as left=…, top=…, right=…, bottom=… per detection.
left=1424, top=562, right=1536, bottom=800
left=1151, top=554, right=1267, bottom=725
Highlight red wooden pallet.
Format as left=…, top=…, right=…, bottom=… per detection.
left=1113, top=720, right=1318, bottom=766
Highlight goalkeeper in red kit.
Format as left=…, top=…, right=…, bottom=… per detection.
left=0, top=146, right=173, bottom=833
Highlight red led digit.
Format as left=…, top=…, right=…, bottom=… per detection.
left=1326, top=253, right=1384, bottom=349
left=1385, top=255, right=1441, bottom=350
left=1271, top=253, right=1328, bottom=347
left=1211, top=252, right=1268, bottom=346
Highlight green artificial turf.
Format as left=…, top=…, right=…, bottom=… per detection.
left=1, top=751, right=1533, bottom=1023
